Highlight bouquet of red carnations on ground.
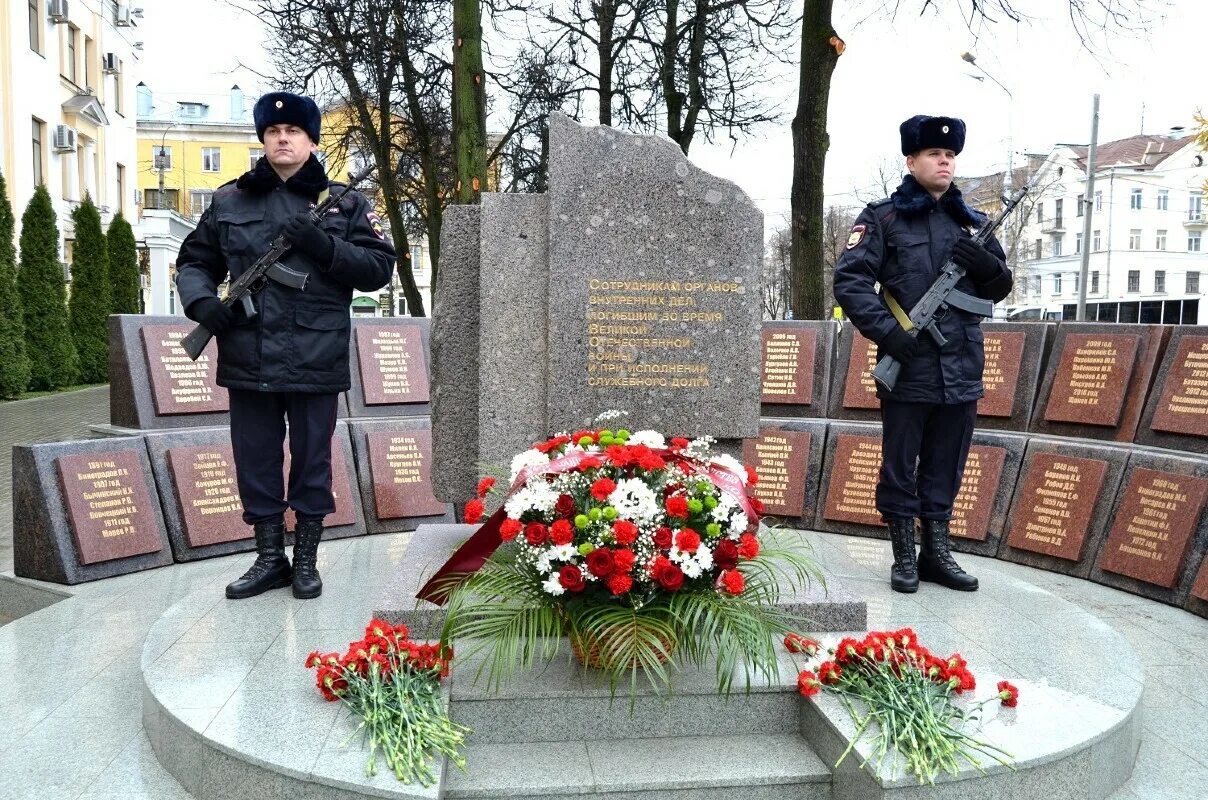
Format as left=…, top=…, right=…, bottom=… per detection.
left=305, top=618, right=469, bottom=786
left=787, top=628, right=1019, bottom=785
left=431, top=422, right=821, bottom=695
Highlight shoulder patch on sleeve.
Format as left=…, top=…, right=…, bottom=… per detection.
left=366, top=211, right=386, bottom=239
left=845, top=224, right=867, bottom=250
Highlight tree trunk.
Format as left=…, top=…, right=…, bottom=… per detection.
left=597, top=2, right=617, bottom=125
left=661, top=1, right=682, bottom=145
left=789, top=1, right=841, bottom=321
left=453, top=0, right=486, bottom=206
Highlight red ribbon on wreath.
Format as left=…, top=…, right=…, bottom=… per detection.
left=416, top=446, right=757, bottom=605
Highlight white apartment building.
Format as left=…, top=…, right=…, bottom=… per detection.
left=0, top=0, right=142, bottom=256
left=1007, top=133, right=1207, bottom=324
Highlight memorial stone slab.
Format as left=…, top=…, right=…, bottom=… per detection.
left=1030, top=323, right=1170, bottom=442
left=346, top=317, right=433, bottom=418
left=740, top=419, right=826, bottom=525
left=759, top=321, right=833, bottom=419
left=1089, top=451, right=1208, bottom=605
left=1186, top=556, right=1208, bottom=618
left=827, top=328, right=881, bottom=420
left=1136, top=326, right=1208, bottom=455
left=349, top=418, right=456, bottom=534
left=814, top=422, right=887, bottom=538
left=108, top=315, right=231, bottom=431
left=13, top=437, right=173, bottom=584
left=545, top=113, right=762, bottom=438
left=431, top=205, right=482, bottom=505
left=997, top=437, right=1130, bottom=578
left=975, top=324, right=1048, bottom=431
left=946, top=430, right=1027, bottom=559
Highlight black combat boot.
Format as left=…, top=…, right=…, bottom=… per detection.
left=887, top=518, right=919, bottom=593
left=291, top=518, right=324, bottom=599
left=918, top=519, right=979, bottom=591
left=225, top=521, right=292, bottom=599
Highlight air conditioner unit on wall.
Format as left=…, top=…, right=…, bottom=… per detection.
left=102, top=53, right=119, bottom=74
left=48, top=0, right=69, bottom=23
left=115, top=4, right=134, bottom=27
left=53, top=125, right=77, bottom=152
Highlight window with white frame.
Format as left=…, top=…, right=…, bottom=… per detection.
left=1053, top=235, right=1063, bottom=257
left=1054, top=274, right=1063, bottom=293
left=1190, top=231, right=1203, bottom=252
left=154, top=146, right=172, bottom=170
left=116, top=164, right=126, bottom=215
left=1055, top=199, right=1064, bottom=226
left=1156, top=230, right=1167, bottom=250
left=1032, top=275, right=1041, bottom=296
left=64, top=24, right=79, bottom=83
left=248, top=148, right=263, bottom=170
left=1154, top=271, right=1166, bottom=293
left=1091, top=271, right=1099, bottom=294
left=1128, top=270, right=1140, bottom=292
left=1130, top=188, right=1142, bottom=210
left=1034, top=238, right=1042, bottom=259
left=1076, top=194, right=1084, bottom=217
left=410, top=244, right=423, bottom=273
left=1189, top=272, right=1201, bottom=294
left=1073, top=274, right=1079, bottom=294
left=1157, top=189, right=1169, bottom=211
left=1036, top=205, right=1044, bottom=224
left=1191, top=191, right=1204, bottom=222
left=28, top=0, right=42, bottom=54
left=189, top=190, right=214, bottom=218
left=1075, top=233, right=1082, bottom=254
left=1129, top=229, right=1141, bottom=250
left=1095, top=191, right=1102, bottom=211
left=31, top=118, right=44, bottom=187
left=201, top=147, right=222, bottom=172
left=1093, top=230, right=1101, bottom=251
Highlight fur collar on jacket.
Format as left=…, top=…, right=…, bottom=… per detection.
left=236, top=153, right=329, bottom=196
left=891, top=174, right=987, bottom=228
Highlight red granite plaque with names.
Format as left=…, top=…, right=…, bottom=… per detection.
left=356, top=325, right=431, bottom=406
left=1097, top=468, right=1208, bottom=588
left=822, top=434, right=885, bottom=526
left=284, top=440, right=358, bottom=528
left=366, top=430, right=447, bottom=519
left=977, top=331, right=1026, bottom=418
left=742, top=429, right=809, bottom=517
left=761, top=329, right=816, bottom=405
left=1005, top=454, right=1108, bottom=561
left=1150, top=336, right=1208, bottom=438
left=166, top=444, right=249, bottom=547
left=140, top=325, right=229, bottom=415
left=950, top=446, right=1008, bottom=541
left=56, top=450, right=163, bottom=564
left=1192, top=558, right=1208, bottom=602
left=841, top=334, right=880, bottom=409
left=1042, top=333, right=1140, bottom=427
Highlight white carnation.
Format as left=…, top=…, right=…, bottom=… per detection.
left=627, top=430, right=666, bottom=449
left=542, top=574, right=566, bottom=596
left=510, top=449, right=550, bottom=483
left=608, top=477, right=660, bottom=522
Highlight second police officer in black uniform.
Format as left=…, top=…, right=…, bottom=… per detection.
left=833, top=115, right=1013, bottom=594
left=176, top=92, right=396, bottom=600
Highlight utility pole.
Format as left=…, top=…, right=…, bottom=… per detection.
left=1076, top=94, right=1100, bottom=322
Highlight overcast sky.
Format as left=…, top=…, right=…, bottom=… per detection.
left=136, top=0, right=1200, bottom=233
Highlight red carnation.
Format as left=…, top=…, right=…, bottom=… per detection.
left=463, top=499, right=485, bottom=525
left=738, top=533, right=760, bottom=560
left=997, top=680, right=1020, bottom=708
left=797, top=670, right=821, bottom=698
left=585, top=548, right=615, bottom=578
left=671, top=437, right=690, bottom=450
left=744, top=465, right=759, bottom=486
left=550, top=519, right=575, bottom=546
left=613, top=548, right=636, bottom=574
left=607, top=573, right=633, bottom=595
left=674, top=528, right=701, bottom=553
left=571, top=430, right=596, bottom=444
left=834, top=637, right=862, bottom=664
left=476, top=477, right=496, bottom=498
left=652, top=558, right=684, bottom=591
left=606, top=445, right=635, bottom=467
left=638, top=451, right=666, bottom=471
left=500, top=518, right=522, bottom=541
left=304, top=650, right=324, bottom=669
left=721, top=569, right=745, bottom=595
left=665, top=495, right=690, bottom=518
left=525, top=522, right=549, bottom=546
left=714, top=538, right=739, bottom=570
left=559, top=565, right=585, bottom=592
left=534, top=435, right=572, bottom=454
left=819, top=661, right=842, bottom=685
left=591, top=478, right=616, bottom=501
left=783, top=633, right=820, bottom=656
left=555, top=493, right=577, bottom=518
left=612, top=520, right=638, bottom=546
left=578, top=456, right=604, bottom=471
left=750, top=497, right=765, bottom=516
left=653, top=526, right=674, bottom=548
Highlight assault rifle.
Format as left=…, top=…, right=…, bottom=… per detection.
left=180, top=163, right=377, bottom=361
left=871, top=182, right=1031, bottom=392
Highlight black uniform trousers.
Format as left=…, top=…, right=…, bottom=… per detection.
left=228, top=389, right=340, bottom=525
left=876, top=399, right=978, bottom=522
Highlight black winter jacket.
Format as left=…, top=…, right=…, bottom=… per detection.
left=832, top=175, right=1013, bottom=404
left=176, top=156, right=395, bottom=393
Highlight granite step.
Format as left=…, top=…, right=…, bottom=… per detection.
left=443, top=733, right=833, bottom=800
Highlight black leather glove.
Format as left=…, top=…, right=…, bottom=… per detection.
left=951, top=238, right=1000, bottom=282
left=282, top=212, right=335, bottom=268
left=188, top=297, right=235, bottom=336
left=881, top=328, right=920, bottom=363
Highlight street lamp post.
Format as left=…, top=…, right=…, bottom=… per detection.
left=156, top=121, right=178, bottom=211
left=960, top=52, right=1014, bottom=196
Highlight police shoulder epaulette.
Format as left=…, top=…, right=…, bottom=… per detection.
left=213, top=179, right=240, bottom=197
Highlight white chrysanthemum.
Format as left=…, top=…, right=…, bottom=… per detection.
left=695, top=546, right=714, bottom=571
left=681, top=560, right=703, bottom=579
left=553, top=544, right=578, bottom=561
left=504, top=480, right=559, bottom=518
left=510, top=449, right=550, bottom=482
left=608, top=477, right=660, bottom=522
left=627, top=430, right=666, bottom=449
left=542, top=574, right=566, bottom=596
left=535, top=551, right=555, bottom=575
left=711, top=492, right=739, bottom=523
left=729, top=510, right=750, bottom=533
left=710, top=453, right=747, bottom=480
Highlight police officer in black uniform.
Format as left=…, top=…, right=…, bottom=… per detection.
left=833, top=115, right=1012, bottom=594
left=176, top=92, right=395, bottom=600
